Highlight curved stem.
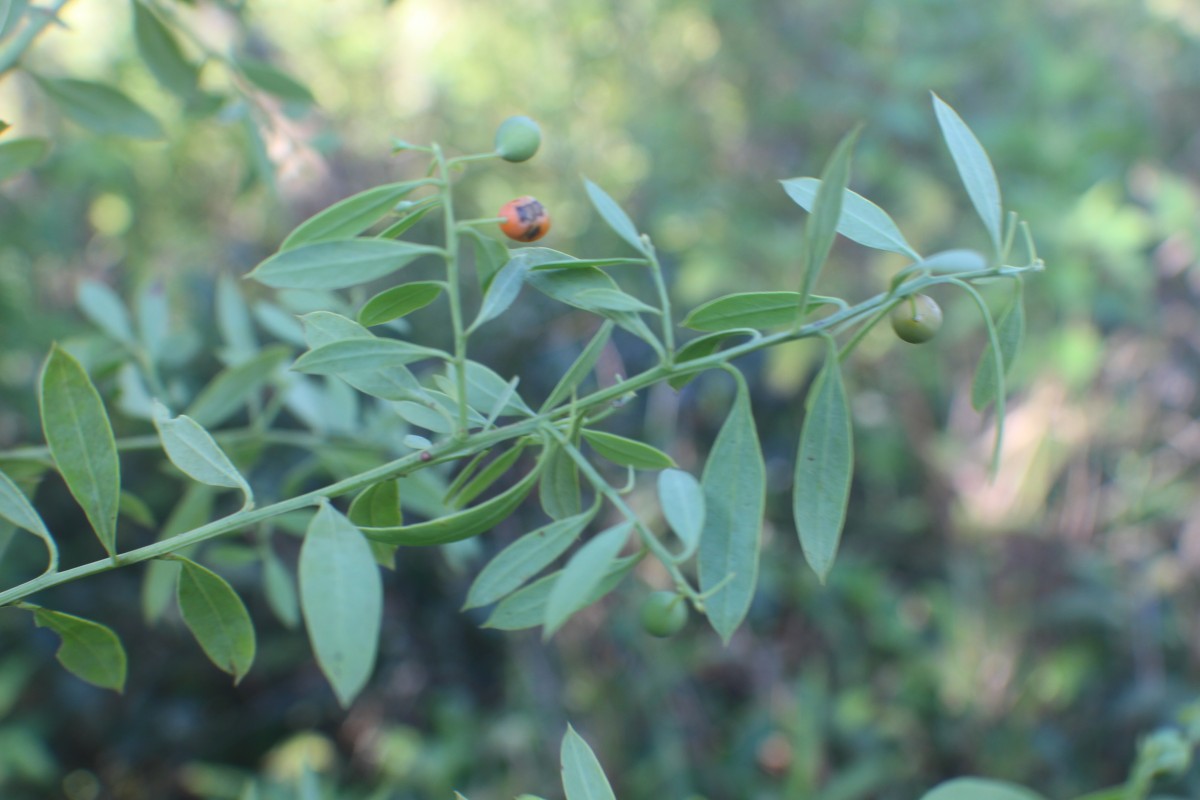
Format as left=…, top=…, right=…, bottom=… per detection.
left=432, top=143, right=470, bottom=439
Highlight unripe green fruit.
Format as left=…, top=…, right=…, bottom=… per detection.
left=890, top=293, right=943, bottom=344
left=494, top=116, right=541, bottom=162
left=639, top=591, right=688, bottom=637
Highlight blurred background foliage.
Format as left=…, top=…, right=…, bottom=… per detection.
left=2, top=0, right=1200, bottom=798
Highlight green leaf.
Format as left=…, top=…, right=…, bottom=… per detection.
left=572, top=287, right=659, bottom=315
left=544, top=522, right=631, bottom=636
left=132, top=1, right=199, bottom=98
left=561, top=724, right=617, bottom=800
left=262, top=545, right=300, bottom=629
left=932, top=93, right=1003, bottom=250
left=119, top=489, right=156, bottom=528
left=38, top=345, right=120, bottom=557
left=357, top=281, right=443, bottom=326
left=31, top=607, right=127, bottom=692
left=248, top=239, right=440, bottom=290
left=463, top=508, right=595, bottom=609
left=452, top=443, right=528, bottom=508
left=395, top=400, right=454, bottom=434
left=300, top=504, right=382, bottom=707
left=682, top=292, right=840, bottom=332
left=469, top=250, right=534, bottom=331
left=697, top=369, right=764, bottom=643
left=348, top=479, right=403, bottom=527
left=952, top=279, right=1007, bottom=474
left=292, top=336, right=443, bottom=376
left=483, top=554, right=639, bottom=630
left=445, top=361, right=534, bottom=418
left=377, top=198, right=438, bottom=240
left=300, top=312, right=425, bottom=402
left=141, top=485, right=214, bottom=624
left=919, top=249, right=988, bottom=273
left=583, top=178, right=647, bottom=255
left=793, top=336, right=854, bottom=583
left=657, top=469, right=704, bottom=561
left=186, top=345, right=292, bottom=428
left=919, top=778, right=1046, bottom=800
left=361, top=463, right=541, bottom=546
left=0, top=0, right=28, bottom=41
left=253, top=301, right=307, bottom=347
left=780, top=177, right=920, bottom=260
left=971, top=282, right=1024, bottom=411
left=215, top=273, right=258, bottom=364
left=0, top=137, right=49, bottom=181
left=669, top=331, right=750, bottom=390
left=34, top=76, right=162, bottom=139
left=526, top=263, right=659, bottom=345
left=580, top=429, right=675, bottom=470
left=798, top=127, right=860, bottom=314
left=77, top=279, right=136, bottom=346
left=176, top=557, right=256, bottom=683
left=152, top=401, right=253, bottom=503
left=236, top=57, right=314, bottom=104
left=468, top=229, right=510, bottom=290
left=541, top=321, right=613, bottom=411
left=282, top=180, right=434, bottom=250
left=136, top=280, right=170, bottom=365
left=0, top=467, right=56, bottom=572
left=539, top=442, right=581, bottom=520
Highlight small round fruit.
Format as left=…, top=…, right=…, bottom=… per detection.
left=499, top=196, right=551, bottom=242
left=494, top=115, right=541, bottom=162
left=639, top=591, right=688, bottom=638
left=890, top=294, right=943, bottom=344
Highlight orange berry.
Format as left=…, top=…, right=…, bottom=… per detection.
left=498, top=196, right=550, bottom=242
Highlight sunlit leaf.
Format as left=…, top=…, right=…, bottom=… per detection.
left=780, top=176, right=920, bottom=260
left=583, top=178, right=648, bottom=255
left=176, top=557, right=256, bottom=683
left=932, top=93, right=1003, bottom=250
left=293, top=337, right=444, bottom=376
left=797, top=127, right=859, bottom=313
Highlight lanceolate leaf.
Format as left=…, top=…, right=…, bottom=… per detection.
left=300, top=312, right=426, bottom=402
left=348, top=480, right=403, bottom=527
left=152, top=401, right=252, bottom=503
left=77, top=279, right=136, bottom=346
left=186, top=345, right=291, bottom=427
left=971, top=281, right=1025, bottom=411
left=544, top=522, right=632, bottom=636
left=463, top=508, right=595, bottom=610
left=932, top=93, right=1003, bottom=250
left=39, top=345, right=120, bottom=557
left=358, top=281, right=443, bottom=327
left=780, top=177, right=920, bottom=260
left=539, top=442, right=581, bottom=520
left=248, top=239, right=440, bottom=290
left=300, top=504, right=382, bottom=707
left=793, top=336, right=854, bottom=583
left=292, top=337, right=445, bottom=375
left=361, top=464, right=541, bottom=546
left=798, top=127, right=859, bottom=315
left=0, top=467, right=56, bottom=572
left=561, top=725, right=617, bottom=800
left=176, top=557, right=256, bottom=683
left=141, top=485, right=215, bottom=624
left=697, top=369, right=765, bottom=643
left=282, top=180, right=434, bottom=250
left=669, top=330, right=751, bottom=390
left=583, top=178, right=648, bottom=256
left=236, top=57, right=314, bottom=104
left=132, top=1, right=199, bottom=98
left=580, top=429, right=675, bottom=470
left=920, top=778, right=1047, bottom=800
left=483, top=554, right=639, bottom=630
left=262, top=545, right=300, bottom=629
left=657, top=469, right=704, bottom=561
left=34, top=76, right=163, bottom=139
left=541, top=321, right=613, bottom=411
left=31, top=607, right=127, bottom=692
left=572, top=288, right=659, bottom=315
left=682, top=292, right=841, bottom=332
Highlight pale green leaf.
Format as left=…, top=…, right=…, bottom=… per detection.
left=132, top=1, right=199, bottom=98
left=32, top=607, right=127, bottom=692
left=357, top=281, right=443, bottom=327
left=971, top=282, right=1024, bottom=411
left=483, top=554, right=638, bottom=630
left=152, top=401, right=252, bottom=502
left=186, top=345, right=292, bottom=427
left=580, top=429, right=675, bottom=470
left=544, top=522, right=631, bottom=635
left=236, top=57, right=314, bottom=104
left=561, top=725, right=617, bottom=800
left=932, top=93, right=1003, bottom=250
left=0, top=137, right=49, bottom=182
left=780, top=176, right=920, bottom=260
left=282, top=180, right=434, bottom=250
left=292, top=337, right=444, bottom=375
left=583, top=178, right=647, bottom=255
left=541, top=321, right=613, bottom=411
left=463, top=508, right=594, bottom=609
left=798, top=127, right=859, bottom=314
left=682, top=291, right=840, bottom=332
left=77, top=279, right=135, bottom=346
left=176, top=557, right=256, bottom=682
left=920, top=778, right=1046, bottom=800
left=0, top=467, right=56, bottom=572
left=657, top=468, right=704, bottom=561
left=35, top=76, right=162, bottom=139
left=248, top=239, right=440, bottom=290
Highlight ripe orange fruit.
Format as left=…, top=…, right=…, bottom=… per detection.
left=499, top=196, right=551, bottom=242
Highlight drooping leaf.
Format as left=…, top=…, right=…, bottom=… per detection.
left=780, top=176, right=920, bottom=260
left=919, top=778, right=1047, bottom=800
left=176, top=557, right=256, bottom=683
left=0, top=467, right=56, bottom=572
left=0, top=137, right=49, bottom=182
left=657, top=468, right=704, bottom=561
left=292, top=337, right=444, bottom=376
left=541, top=321, right=613, bottom=411
left=580, top=429, right=675, bottom=470
left=483, top=554, right=639, bottom=630
left=697, top=369, right=764, bottom=643
left=561, top=725, right=617, bottom=800
left=539, top=442, right=581, bottom=520
left=261, top=544, right=300, bottom=629
left=971, top=281, right=1025, bottom=411
left=932, top=93, right=1003, bottom=250
left=464, top=508, right=595, bottom=609
left=682, top=292, right=840, bottom=332
left=248, top=239, right=440, bottom=290
left=543, top=522, right=632, bottom=636
left=38, top=345, right=120, bottom=557
left=132, top=1, right=199, bottom=98
left=348, top=479, right=403, bottom=528
left=186, top=345, right=291, bottom=427
left=236, top=57, right=314, bottom=104
left=300, top=504, right=382, bottom=707
left=469, top=251, right=532, bottom=331
left=797, top=127, right=859, bottom=314
left=282, top=180, right=434, bottom=250
left=34, top=76, right=163, bottom=139
left=793, top=336, right=854, bottom=583
left=953, top=279, right=1008, bottom=474
left=152, top=401, right=252, bottom=503
left=361, top=463, right=541, bottom=546
left=583, top=178, right=648, bottom=255
left=77, top=279, right=135, bottom=346
left=357, top=281, right=443, bottom=327
left=526, top=264, right=660, bottom=346
left=141, top=485, right=215, bottom=624
left=31, top=607, right=127, bottom=692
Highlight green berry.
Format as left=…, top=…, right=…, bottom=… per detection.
left=639, top=591, right=687, bottom=638
left=494, top=115, right=541, bottom=162
left=890, top=293, right=943, bottom=344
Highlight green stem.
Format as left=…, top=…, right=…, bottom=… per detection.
left=0, top=0, right=71, bottom=77
left=432, top=143, right=470, bottom=439
left=644, top=239, right=675, bottom=362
